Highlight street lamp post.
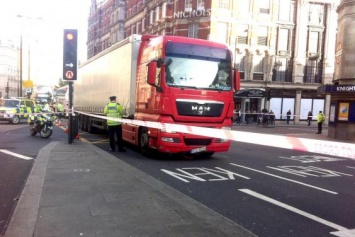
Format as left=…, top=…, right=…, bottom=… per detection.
left=19, top=34, right=23, bottom=97
left=17, top=15, right=42, bottom=97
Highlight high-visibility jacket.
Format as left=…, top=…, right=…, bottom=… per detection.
left=317, top=113, right=325, bottom=123
left=42, top=103, right=50, bottom=112
left=104, top=102, right=124, bottom=126
left=57, top=103, right=64, bottom=112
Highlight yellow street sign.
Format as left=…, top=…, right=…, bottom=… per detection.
left=23, top=80, right=34, bottom=88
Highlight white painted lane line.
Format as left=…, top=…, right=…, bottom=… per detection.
left=230, top=163, right=337, bottom=195
left=346, top=166, right=355, bottom=170
left=239, top=189, right=355, bottom=237
left=0, top=149, right=33, bottom=160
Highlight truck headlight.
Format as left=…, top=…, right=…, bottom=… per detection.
left=218, top=126, right=231, bottom=142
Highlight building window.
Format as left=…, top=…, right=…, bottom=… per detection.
left=185, top=0, right=192, bottom=11
left=156, top=6, right=160, bottom=21
left=257, top=0, right=270, bottom=14
left=277, top=28, right=290, bottom=52
left=278, top=0, right=295, bottom=21
left=309, top=3, right=324, bottom=25
left=308, top=31, right=319, bottom=53
left=235, top=56, right=246, bottom=80
left=142, top=18, right=146, bottom=31
left=136, top=22, right=140, bottom=34
left=162, top=2, right=166, bottom=18
left=216, top=22, right=228, bottom=43
left=149, top=10, right=154, bottom=24
left=131, top=25, right=135, bottom=35
left=253, top=56, right=264, bottom=81
left=304, top=60, right=322, bottom=83
left=258, top=26, right=268, bottom=46
left=197, top=0, right=205, bottom=10
left=219, top=0, right=229, bottom=9
left=272, top=58, right=292, bottom=82
left=237, top=25, right=248, bottom=45
left=188, top=23, right=198, bottom=38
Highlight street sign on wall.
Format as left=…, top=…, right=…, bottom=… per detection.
left=22, top=80, right=34, bottom=88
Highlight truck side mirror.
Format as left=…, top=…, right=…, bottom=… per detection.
left=147, top=61, right=157, bottom=86
left=233, top=69, right=241, bottom=92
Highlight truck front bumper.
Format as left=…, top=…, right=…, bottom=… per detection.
left=153, top=132, right=231, bottom=154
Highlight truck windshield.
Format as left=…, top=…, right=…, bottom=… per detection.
left=165, top=56, right=232, bottom=91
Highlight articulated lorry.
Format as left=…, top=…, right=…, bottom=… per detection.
left=75, top=34, right=239, bottom=156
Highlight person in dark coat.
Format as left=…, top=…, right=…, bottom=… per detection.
left=307, top=111, right=313, bottom=126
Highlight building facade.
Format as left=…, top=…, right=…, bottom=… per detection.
left=318, top=0, right=355, bottom=142
left=87, top=0, right=340, bottom=124
left=0, top=38, right=21, bottom=99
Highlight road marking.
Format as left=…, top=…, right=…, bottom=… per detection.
left=230, top=163, right=337, bottom=194
left=239, top=189, right=355, bottom=237
left=0, top=149, right=33, bottom=160
left=267, top=166, right=352, bottom=178
left=347, top=166, right=355, bottom=170
left=161, top=167, right=250, bottom=183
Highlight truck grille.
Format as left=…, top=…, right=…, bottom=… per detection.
left=176, top=100, right=224, bottom=117
left=184, top=138, right=212, bottom=146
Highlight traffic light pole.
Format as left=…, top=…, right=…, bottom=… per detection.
left=68, top=81, right=73, bottom=144
left=62, top=29, right=78, bottom=144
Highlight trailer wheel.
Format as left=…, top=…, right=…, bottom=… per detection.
left=87, top=119, right=95, bottom=134
left=139, top=127, right=150, bottom=156
left=82, top=116, right=88, bottom=132
left=79, top=115, right=85, bottom=130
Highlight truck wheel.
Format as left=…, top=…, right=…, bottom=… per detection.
left=139, top=127, right=150, bottom=156
left=12, top=116, right=20, bottom=124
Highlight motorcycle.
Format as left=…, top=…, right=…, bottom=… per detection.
left=28, top=113, right=57, bottom=138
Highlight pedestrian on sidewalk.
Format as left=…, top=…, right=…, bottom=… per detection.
left=316, top=111, right=325, bottom=134
left=286, top=110, right=291, bottom=124
left=307, top=111, right=313, bottom=126
left=104, top=96, right=126, bottom=152
left=236, top=110, right=241, bottom=125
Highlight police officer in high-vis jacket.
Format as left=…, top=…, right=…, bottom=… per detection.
left=104, top=96, right=126, bottom=152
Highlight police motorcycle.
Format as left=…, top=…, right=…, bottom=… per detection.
left=28, top=111, right=57, bottom=138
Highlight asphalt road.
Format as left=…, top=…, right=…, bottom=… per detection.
left=0, top=121, right=66, bottom=236
left=83, top=124, right=355, bottom=237
left=1, top=121, right=354, bottom=237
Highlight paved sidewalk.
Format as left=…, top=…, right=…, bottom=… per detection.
left=5, top=141, right=256, bottom=237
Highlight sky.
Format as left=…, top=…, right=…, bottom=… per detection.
left=0, top=0, right=91, bottom=86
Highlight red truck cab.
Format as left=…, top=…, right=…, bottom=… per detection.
left=122, top=35, right=239, bottom=156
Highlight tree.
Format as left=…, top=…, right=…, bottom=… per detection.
left=58, top=78, right=69, bottom=87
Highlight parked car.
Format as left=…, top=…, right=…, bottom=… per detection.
left=0, top=97, right=37, bottom=124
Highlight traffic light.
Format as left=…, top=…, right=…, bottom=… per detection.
left=63, top=29, right=78, bottom=81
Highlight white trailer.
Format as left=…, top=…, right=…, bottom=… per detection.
left=75, top=35, right=141, bottom=131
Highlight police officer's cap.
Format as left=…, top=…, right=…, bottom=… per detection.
left=109, top=96, right=116, bottom=100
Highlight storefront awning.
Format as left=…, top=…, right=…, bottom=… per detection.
left=317, top=85, right=355, bottom=94
left=234, top=89, right=265, bottom=98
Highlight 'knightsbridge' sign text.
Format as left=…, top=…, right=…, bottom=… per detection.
left=174, top=9, right=211, bottom=19
left=336, top=85, right=355, bottom=92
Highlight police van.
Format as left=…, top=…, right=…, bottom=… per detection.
left=0, top=97, right=37, bottom=124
